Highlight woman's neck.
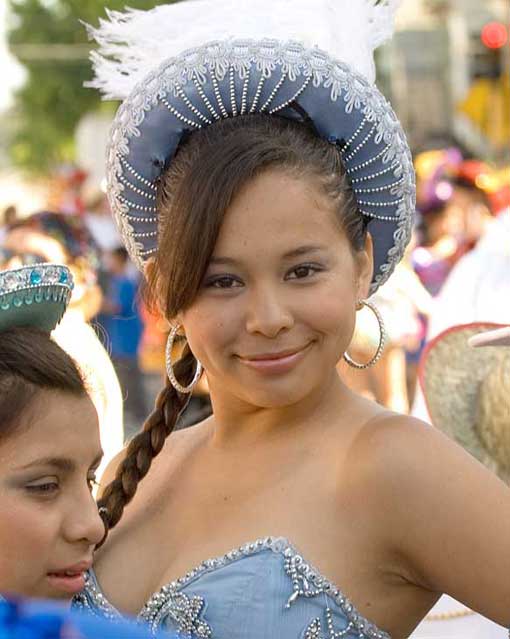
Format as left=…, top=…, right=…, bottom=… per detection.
left=205, top=369, right=354, bottom=449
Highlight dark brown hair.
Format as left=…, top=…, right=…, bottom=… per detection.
left=0, top=327, right=86, bottom=440
left=98, top=113, right=368, bottom=534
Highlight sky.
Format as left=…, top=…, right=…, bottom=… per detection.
left=0, top=0, right=26, bottom=112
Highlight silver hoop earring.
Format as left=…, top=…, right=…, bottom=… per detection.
left=165, top=324, right=203, bottom=393
left=343, top=300, right=386, bottom=369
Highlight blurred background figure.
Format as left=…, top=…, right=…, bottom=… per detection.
left=0, top=205, right=18, bottom=243
left=82, top=188, right=121, bottom=254
left=0, top=211, right=124, bottom=481
left=97, top=246, right=147, bottom=439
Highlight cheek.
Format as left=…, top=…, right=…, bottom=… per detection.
left=305, top=289, right=357, bottom=349
left=182, top=303, right=240, bottom=366
left=0, top=497, right=55, bottom=590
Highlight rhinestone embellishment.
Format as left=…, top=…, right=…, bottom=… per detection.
left=72, top=537, right=391, bottom=639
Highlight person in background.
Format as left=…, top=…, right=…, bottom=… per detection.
left=99, top=247, right=147, bottom=439
left=0, top=264, right=104, bottom=600
left=0, top=205, right=18, bottom=244
left=83, top=189, right=122, bottom=254
left=0, top=212, right=124, bottom=481
left=411, top=180, right=464, bottom=297
left=448, top=160, right=495, bottom=252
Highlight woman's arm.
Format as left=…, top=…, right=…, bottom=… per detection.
left=364, top=414, right=510, bottom=627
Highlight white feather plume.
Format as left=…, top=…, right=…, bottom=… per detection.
left=87, top=0, right=402, bottom=100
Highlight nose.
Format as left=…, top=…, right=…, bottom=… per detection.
left=245, top=286, right=294, bottom=338
left=63, top=489, right=106, bottom=547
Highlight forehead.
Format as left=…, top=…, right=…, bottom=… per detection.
left=4, top=228, right=67, bottom=263
left=0, top=391, right=100, bottom=468
left=214, top=169, right=345, bottom=255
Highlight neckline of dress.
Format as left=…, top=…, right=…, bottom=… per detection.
left=85, top=535, right=391, bottom=639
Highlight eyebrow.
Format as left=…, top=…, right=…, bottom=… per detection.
left=209, top=245, right=326, bottom=267
left=18, top=451, right=104, bottom=473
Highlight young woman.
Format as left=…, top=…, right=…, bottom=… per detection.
left=0, top=263, right=105, bottom=600
left=74, top=2, right=510, bottom=637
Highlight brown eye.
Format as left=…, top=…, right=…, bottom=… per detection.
left=206, top=276, right=243, bottom=289
left=287, top=264, right=323, bottom=280
left=26, top=482, right=59, bottom=494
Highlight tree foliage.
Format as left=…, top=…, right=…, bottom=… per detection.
left=8, top=0, right=174, bottom=173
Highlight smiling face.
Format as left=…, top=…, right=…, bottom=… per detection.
left=180, top=169, right=373, bottom=408
left=0, top=390, right=104, bottom=599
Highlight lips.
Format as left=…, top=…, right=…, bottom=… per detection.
left=236, top=342, right=312, bottom=375
left=240, top=346, right=309, bottom=361
left=46, top=560, right=92, bottom=595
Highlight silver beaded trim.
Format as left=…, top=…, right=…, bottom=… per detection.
left=118, top=174, right=157, bottom=201
left=229, top=66, right=238, bottom=117
left=343, top=122, right=378, bottom=162
left=193, top=74, right=221, bottom=120
left=127, top=215, right=158, bottom=223
left=161, top=96, right=202, bottom=129
left=250, top=74, right=266, bottom=113
left=117, top=195, right=156, bottom=213
left=358, top=197, right=404, bottom=208
left=260, top=72, right=288, bottom=112
left=305, top=609, right=355, bottom=638
left=349, top=162, right=400, bottom=185
left=0, top=264, right=73, bottom=297
left=342, top=117, right=369, bottom=149
left=118, top=155, right=157, bottom=191
left=211, top=71, right=229, bottom=119
left=269, top=73, right=312, bottom=114
left=176, top=85, right=213, bottom=125
left=354, top=178, right=404, bottom=195
left=346, top=144, right=392, bottom=175
left=240, top=68, right=251, bottom=115
left=72, top=537, right=390, bottom=639
left=105, top=39, right=415, bottom=296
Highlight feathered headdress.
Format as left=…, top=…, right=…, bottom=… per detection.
left=87, top=0, right=402, bottom=99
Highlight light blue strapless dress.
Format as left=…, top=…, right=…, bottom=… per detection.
left=72, top=536, right=391, bottom=638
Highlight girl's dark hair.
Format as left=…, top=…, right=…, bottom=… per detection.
left=0, top=327, right=86, bottom=440
left=98, top=113, right=368, bottom=534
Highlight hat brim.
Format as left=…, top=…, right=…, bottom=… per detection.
left=0, top=264, right=73, bottom=334
left=419, top=322, right=510, bottom=477
left=106, top=39, right=415, bottom=295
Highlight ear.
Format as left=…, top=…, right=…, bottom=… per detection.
left=355, top=232, right=374, bottom=301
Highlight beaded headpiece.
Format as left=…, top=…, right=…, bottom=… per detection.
left=0, top=264, right=74, bottom=333
left=87, top=0, right=415, bottom=294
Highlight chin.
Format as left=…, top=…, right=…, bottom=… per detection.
left=243, top=380, right=317, bottom=409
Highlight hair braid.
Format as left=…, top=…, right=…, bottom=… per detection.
left=97, top=346, right=197, bottom=543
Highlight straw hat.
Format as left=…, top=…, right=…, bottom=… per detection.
left=419, top=323, right=510, bottom=482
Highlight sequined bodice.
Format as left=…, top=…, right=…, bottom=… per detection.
left=72, top=536, right=390, bottom=639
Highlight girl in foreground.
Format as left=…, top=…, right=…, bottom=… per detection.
left=75, top=1, right=510, bottom=637
left=0, top=263, right=105, bottom=600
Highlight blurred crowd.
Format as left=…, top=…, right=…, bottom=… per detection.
left=1, top=149, right=509, bottom=463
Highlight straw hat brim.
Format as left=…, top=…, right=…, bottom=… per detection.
left=419, top=323, right=510, bottom=479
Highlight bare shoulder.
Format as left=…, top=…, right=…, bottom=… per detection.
left=348, top=410, right=460, bottom=479
left=341, top=410, right=477, bottom=542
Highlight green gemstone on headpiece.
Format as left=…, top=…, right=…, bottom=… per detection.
left=59, top=270, right=68, bottom=284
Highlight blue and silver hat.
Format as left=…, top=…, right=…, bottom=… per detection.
left=88, top=0, right=414, bottom=295
left=0, top=264, right=74, bottom=334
